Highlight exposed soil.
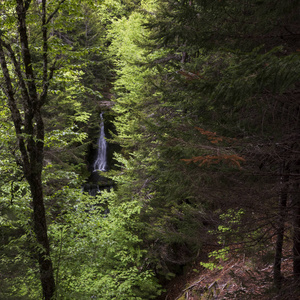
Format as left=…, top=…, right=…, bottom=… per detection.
left=157, top=244, right=300, bottom=300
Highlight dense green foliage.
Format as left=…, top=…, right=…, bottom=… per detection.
left=108, top=0, right=300, bottom=294
left=0, top=0, right=299, bottom=299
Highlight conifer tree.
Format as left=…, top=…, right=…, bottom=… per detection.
left=145, top=0, right=300, bottom=289
left=107, top=0, right=300, bottom=291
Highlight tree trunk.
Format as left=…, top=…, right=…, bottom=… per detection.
left=28, top=173, right=55, bottom=299
left=273, top=163, right=289, bottom=289
left=292, top=163, right=300, bottom=280
left=0, top=0, right=71, bottom=298
left=293, top=195, right=300, bottom=279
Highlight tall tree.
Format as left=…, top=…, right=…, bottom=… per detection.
left=0, top=0, right=79, bottom=298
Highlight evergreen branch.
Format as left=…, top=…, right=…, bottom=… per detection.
left=182, top=154, right=245, bottom=168
left=284, top=26, right=298, bottom=36
left=152, top=54, right=181, bottom=65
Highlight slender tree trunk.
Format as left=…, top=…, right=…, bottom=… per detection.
left=273, top=162, right=289, bottom=289
left=293, top=194, right=300, bottom=279
left=292, top=163, right=300, bottom=280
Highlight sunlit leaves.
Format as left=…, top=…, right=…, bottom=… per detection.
left=48, top=189, right=161, bottom=299
left=44, top=126, right=87, bottom=147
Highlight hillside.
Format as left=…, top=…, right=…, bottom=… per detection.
left=159, top=243, right=298, bottom=300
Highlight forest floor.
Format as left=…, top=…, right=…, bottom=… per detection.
left=157, top=243, right=300, bottom=300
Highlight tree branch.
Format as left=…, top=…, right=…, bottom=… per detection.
left=46, top=0, right=66, bottom=25
left=1, top=40, right=30, bottom=110
left=24, top=0, right=31, bottom=11
left=40, top=0, right=64, bottom=105
left=40, top=59, right=57, bottom=104
left=16, top=0, right=38, bottom=110
left=0, top=38, right=30, bottom=172
left=41, top=0, right=48, bottom=106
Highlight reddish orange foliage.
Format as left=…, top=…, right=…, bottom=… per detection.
left=195, top=127, right=222, bottom=144
left=178, top=70, right=202, bottom=81
left=195, top=127, right=236, bottom=144
left=181, top=127, right=245, bottom=168
left=181, top=127, right=243, bottom=168
left=182, top=154, right=245, bottom=168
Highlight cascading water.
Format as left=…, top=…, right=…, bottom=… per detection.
left=82, top=112, right=111, bottom=196
left=93, top=112, right=107, bottom=172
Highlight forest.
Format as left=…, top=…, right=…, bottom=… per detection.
left=0, top=0, right=299, bottom=299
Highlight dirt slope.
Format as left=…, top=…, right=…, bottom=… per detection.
left=158, top=247, right=299, bottom=300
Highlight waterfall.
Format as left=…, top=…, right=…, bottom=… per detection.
left=93, top=113, right=107, bottom=172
